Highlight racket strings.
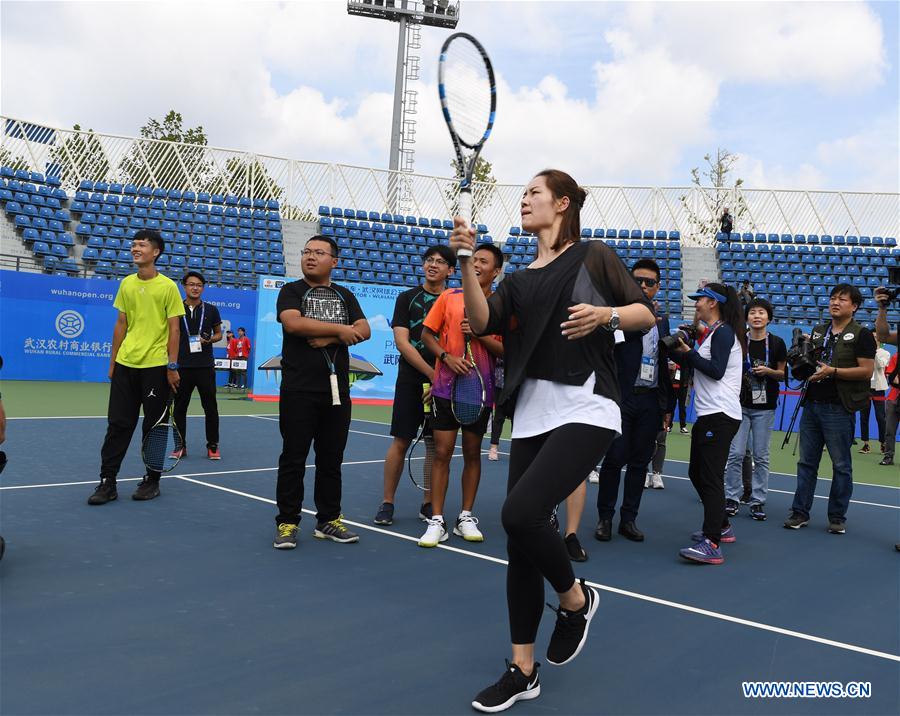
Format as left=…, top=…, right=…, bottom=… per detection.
left=442, top=42, right=492, bottom=147
left=452, top=371, right=485, bottom=424
left=143, top=425, right=174, bottom=472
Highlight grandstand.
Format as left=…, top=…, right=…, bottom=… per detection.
left=1, top=116, right=898, bottom=324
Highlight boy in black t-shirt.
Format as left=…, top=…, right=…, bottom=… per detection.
left=374, top=245, right=456, bottom=526
left=172, top=272, right=223, bottom=460
left=272, top=236, right=370, bottom=549
left=722, top=298, right=787, bottom=521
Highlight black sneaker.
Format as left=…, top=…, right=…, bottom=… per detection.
left=374, top=502, right=394, bottom=525
left=471, top=660, right=540, bottom=713
left=546, top=579, right=600, bottom=666
left=88, top=479, right=117, bottom=505
left=783, top=512, right=810, bottom=529
left=739, top=491, right=752, bottom=505
left=827, top=519, right=846, bottom=535
left=565, top=533, right=588, bottom=562
left=273, top=522, right=298, bottom=549
left=418, top=502, right=433, bottom=522
left=132, top=477, right=160, bottom=501
left=879, top=456, right=894, bottom=466
left=749, top=503, right=766, bottom=521
left=725, top=499, right=739, bottom=516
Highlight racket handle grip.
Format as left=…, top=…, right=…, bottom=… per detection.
left=330, top=374, right=341, bottom=406
left=422, top=383, right=432, bottom=414
left=456, top=189, right=473, bottom=257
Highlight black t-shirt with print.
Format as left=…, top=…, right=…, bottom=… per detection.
left=392, top=285, right=441, bottom=384
left=276, top=279, right=366, bottom=394
left=740, top=334, right=787, bottom=410
left=177, top=301, right=222, bottom=369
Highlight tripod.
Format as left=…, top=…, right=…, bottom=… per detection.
left=781, top=380, right=809, bottom=453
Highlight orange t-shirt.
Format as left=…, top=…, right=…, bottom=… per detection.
left=422, top=288, right=500, bottom=402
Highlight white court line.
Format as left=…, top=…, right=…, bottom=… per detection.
left=8, top=414, right=258, bottom=420
left=0, top=455, right=454, bottom=491
left=176, top=474, right=900, bottom=664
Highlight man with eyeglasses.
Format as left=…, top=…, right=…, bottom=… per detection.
left=593, top=259, right=674, bottom=542
left=273, top=236, right=370, bottom=549
left=172, top=271, right=223, bottom=460
left=375, top=245, right=456, bottom=526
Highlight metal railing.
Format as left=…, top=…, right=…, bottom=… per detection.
left=3, top=116, right=898, bottom=241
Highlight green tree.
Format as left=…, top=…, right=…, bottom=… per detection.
left=49, top=124, right=110, bottom=186
left=680, top=148, right=750, bottom=246
left=447, top=156, right=497, bottom=223
left=119, top=110, right=210, bottom=190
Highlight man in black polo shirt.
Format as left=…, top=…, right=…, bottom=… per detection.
left=594, top=259, right=674, bottom=543
left=273, top=236, right=370, bottom=550
left=785, top=284, right=876, bottom=534
left=172, top=271, right=223, bottom=460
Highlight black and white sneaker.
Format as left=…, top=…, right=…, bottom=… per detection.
left=471, top=660, right=540, bottom=713
left=546, top=579, right=600, bottom=666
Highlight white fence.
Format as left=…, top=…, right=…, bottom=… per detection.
left=3, top=116, right=897, bottom=241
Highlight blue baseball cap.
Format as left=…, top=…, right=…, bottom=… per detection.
left=687, top=286, right=728, bottom=303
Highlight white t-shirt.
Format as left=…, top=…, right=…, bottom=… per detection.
left=693, top=328, right=743, bottom=421
left=511, top=374, right=621, bottom=439
left=872, top=347, right=890, bottom=391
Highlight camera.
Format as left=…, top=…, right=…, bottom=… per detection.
left=874, top=267, right=900, bottom=305
left=661, top=324, right=698, bottom=351
left=786, top=328, right=821, bottom=381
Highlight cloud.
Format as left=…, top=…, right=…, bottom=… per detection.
left=814, top=113, right=900, bottom=192
left=0, top=0, right=894, bottom=195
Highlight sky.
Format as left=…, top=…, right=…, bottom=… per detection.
left=1, top=0, right=898, bottom=192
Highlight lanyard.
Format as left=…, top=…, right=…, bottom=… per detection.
left=183, top=302, right=205, bottom=336
left=746, top=332, right=769, bottom=367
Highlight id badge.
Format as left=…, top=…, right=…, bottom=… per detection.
left=640, top=355, right=655, bottom=383
left=751, top=379, right=767, bottom=405
left=188, top=335, right=202, bottom=353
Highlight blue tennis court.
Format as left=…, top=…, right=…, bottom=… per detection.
left=1, top=414, right=898, bottom=715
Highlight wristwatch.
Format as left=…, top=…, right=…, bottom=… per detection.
left=603, top=307, right=620, bottom=332
left=439, top=351, right=448, bottom=363
left=167, top=362, right=179, bottom=371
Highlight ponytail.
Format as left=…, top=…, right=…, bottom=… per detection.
left=707, top=282, right=747, bottom=357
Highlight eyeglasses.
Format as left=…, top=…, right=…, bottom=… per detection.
left=635, top=277, right=658, bottom=287
left=423, top=257, right=449, bottom=266
left=302, top=249, right=333, bottom=258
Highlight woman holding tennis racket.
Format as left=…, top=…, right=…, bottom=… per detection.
left=452, top=170, right=655, bottom=712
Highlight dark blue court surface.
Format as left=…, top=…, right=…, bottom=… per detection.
left=2, top=415, right=898, bottom=715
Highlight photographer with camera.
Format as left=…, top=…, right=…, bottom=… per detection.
left=723, top=298, right=787, bottom=522
left=669, top=284, right=746, bottom=564
left=784, top=284, right=876, bottom=534
left=874, top=282, right=899, bottom=469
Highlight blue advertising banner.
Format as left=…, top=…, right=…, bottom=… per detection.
left=0, top=270, right=257, bottom=383
left=251, top=276, right=405, bottom=401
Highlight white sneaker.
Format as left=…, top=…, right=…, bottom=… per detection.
left=453, top=513, right=484, bottom=542
left=488, top=446, right=499, bottom=461
left=418, top=517, right=448, bottom=548
left=651, top=472, right=665, bottom=489
left=644, top=472, right=652, bottom=489
left=588, top=470, right=600, bottom=484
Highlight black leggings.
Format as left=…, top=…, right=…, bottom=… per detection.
left=689, top=412, right=741, bottom=543
left=490, top=403, right=509, bottom=445
left=502, top=423, right=617, bottom=644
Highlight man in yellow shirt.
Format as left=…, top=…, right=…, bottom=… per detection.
left=88, top=229, right=185, bottom=504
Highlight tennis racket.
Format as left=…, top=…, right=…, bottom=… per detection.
left=302, top=285, right=350, bottom=406
left=438, top=32, right=496, bottom=257
left=407, top=383, right=434, bottom=491
left=451, top=335, right=486, bottom=426
left=141, top=394, right=183, bottom=474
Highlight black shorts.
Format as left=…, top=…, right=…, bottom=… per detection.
left=390, top=379, right=430, bottom=440
left=432, top=396, right=491, bottom=435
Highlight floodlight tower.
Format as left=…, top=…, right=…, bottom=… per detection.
left=347, top=0, right=460, bottom=211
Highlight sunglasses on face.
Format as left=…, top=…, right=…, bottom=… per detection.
left=635, top=277, right=658, bottom=287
